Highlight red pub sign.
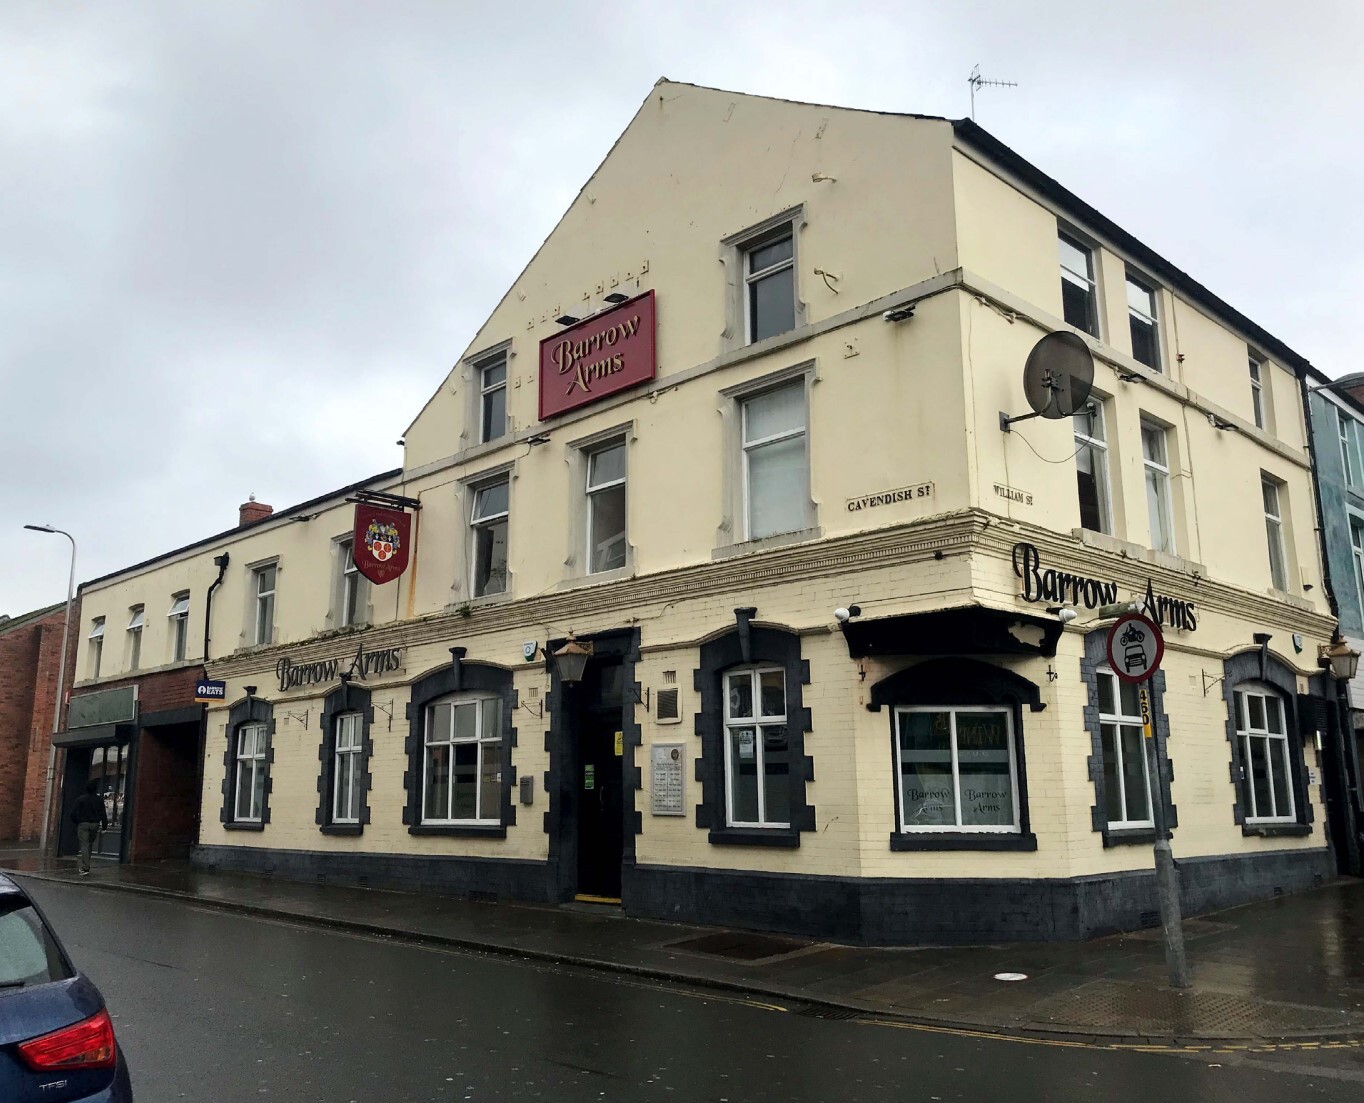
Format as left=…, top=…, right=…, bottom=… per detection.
left=352, top=504, right=412, bottom=585
left=538, top=289, right=656, bottom=419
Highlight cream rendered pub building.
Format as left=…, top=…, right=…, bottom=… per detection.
left=98, top=82, right=1343, bottom=942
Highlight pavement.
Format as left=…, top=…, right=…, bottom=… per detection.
left=5, top=847, right=1364, bottom=1048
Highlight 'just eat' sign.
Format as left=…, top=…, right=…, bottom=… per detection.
left=538, top=290, right=656, bottom=419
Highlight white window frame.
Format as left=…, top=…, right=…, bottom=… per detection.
left=332, top=712, right=363, bottom=825
left=1262, top=477, right=1288, bottom=590
left=252, top=563, right=277, bottom=645
left=743, top=229, right=796, bottom=344
left=477, top=355, right=508, bottom=445
left=1338, top=409, right=1362, bottom=489
left=1350, top=515, right=1364, bottom=627
left=126, top=606, right=144, bottom=672
left=167, top=592, right=190, bottom=663
left=1141, top=420, right=1176, bottom=554
left=234, top=722, right=268, bottom=823
left=585, top=439, right=628, bottom=575
left=740, top=380, right=809, bottom=542
left=1125, top=272, right=1161, bottom=371
left=894, top=706, right=1021, bottom=833
left=88, top=617, right=105, bottom=679
left=421, top=695, right=502, bottom=825
left=722, top=665, right=790, bottom=829
left=1235, top=686, right=1295, bottom=824
left=1073, top=402, right=1112, bottom=535
left=1249, top=356, right=1265, bottom=430
left=1058, top=230, right=1099, bottom=337
left=469, top=476, right=510, bottom=598
left=1096, top=669, right=1154, bottom=829
left=338, top=537, right=362, bottom=628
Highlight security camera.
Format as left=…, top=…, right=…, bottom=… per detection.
left=1057, top=608, right=1078, bottom=624
left=834, top=607, right=852, bottom=623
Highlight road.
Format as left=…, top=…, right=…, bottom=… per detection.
left=18, top=878, right=1364, bottom=1102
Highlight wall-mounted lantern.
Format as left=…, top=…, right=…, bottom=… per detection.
left=550, top=634, right=593, bottom=685
left=1318, top=635, right=1361, bottom=682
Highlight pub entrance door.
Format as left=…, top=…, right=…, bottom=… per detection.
left=574, top=658, right=625, bottom=901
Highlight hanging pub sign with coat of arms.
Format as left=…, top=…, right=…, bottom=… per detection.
left=352, top=504, right=412, bottom=585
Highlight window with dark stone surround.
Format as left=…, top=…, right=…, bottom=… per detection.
left=870, top=658, right=1040, bottom=852
left=403, top=653, right=517, bottom=838
left=316, top=682, right=374, bottom=836
left=220, top=695, right=274, bottom=831
left=694, top=610, right=814, bottom=847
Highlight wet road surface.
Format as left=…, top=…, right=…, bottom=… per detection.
left=20, top=878, right=1364, bottom=1102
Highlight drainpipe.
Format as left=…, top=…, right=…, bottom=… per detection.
left=203, top=553, right=229, bottom=662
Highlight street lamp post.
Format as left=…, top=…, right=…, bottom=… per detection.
left=23, top=525, right=76, bottom=856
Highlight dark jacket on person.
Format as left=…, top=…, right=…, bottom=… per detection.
left=70, top=792, right=107, bottom=828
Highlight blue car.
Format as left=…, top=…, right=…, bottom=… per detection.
left=0, top=874, right=133, bottom=1101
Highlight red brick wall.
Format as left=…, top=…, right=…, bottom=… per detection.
left=0, top=604, right=78, bottom=843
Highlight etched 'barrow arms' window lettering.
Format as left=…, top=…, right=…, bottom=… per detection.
left=895, top=707, right=1019, bottom=832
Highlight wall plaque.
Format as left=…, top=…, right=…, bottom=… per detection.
left=651, top=743, right=685, bottom=816
left=538, top=290, right=656, bottom=419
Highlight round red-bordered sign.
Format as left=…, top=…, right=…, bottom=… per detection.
left=1105, top=613, right=1164, bottom=684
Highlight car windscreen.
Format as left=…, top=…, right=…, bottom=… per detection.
left=0, top=899, right=72, bottom=987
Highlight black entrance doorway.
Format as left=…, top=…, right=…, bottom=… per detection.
left=575, top=659, right=625, bottom=900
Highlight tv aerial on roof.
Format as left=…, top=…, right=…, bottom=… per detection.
left=1000, top=331, right=1095, bottom=433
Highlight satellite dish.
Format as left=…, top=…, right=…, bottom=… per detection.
left=1001, top=331, right=1096, bottom=431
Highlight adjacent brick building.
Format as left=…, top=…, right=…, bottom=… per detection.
left=0, top=601, right=78, bottom=843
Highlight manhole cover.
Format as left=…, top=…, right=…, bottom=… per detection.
left=666, top=931, right=812, bottom=962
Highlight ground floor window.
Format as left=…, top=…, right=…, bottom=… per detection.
left=723, top=665, right=790, bottom=828
left=894, top=706, right=1019, bottom=831
left=1097, top=670, right=1153, bottom=828
left=332, top=713, right=363, bottom=824
left=1236, top=685, right=1295, bottom=822
left=423, top=696, right=501, bottom=824
left=234, top=723, right=268, bottom=822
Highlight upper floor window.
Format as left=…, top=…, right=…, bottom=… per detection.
left=1058, top=231, right=1098, bottom=337
left=1261, top=477, right=1288, bottom=590
left=1351, top=518, right=1364, bottom=626
left=1073, top=403, right=1111, bottom=534
left=233, top=722, right=269, bottom=823
left=126, top=606, right=144, bottom=671
left=1249, top=356, right=1265, bottom=429
left=1097, top=670, right=1153, bottom=829
left=167, top=592, right=190, bottom=663
left=895, top=706, right=1020, bottom=833
left=744, top=230, right=796, bottom=343
left=478, top=356, right=507, bottom=444
left=741, top=381, right=808, bottom=541
left=332, top=712, right=363, bottom=825
left=1125, top=273, right=1160, bottom=370
left=252, top=564, right=276, bottom=646
left=1141, top=421, right=1175, bottom=554
left=470, top=477, right=509, bottom=598
left=1338, top=409, right=1362, bottom=489
left=337, top=538, right=362, bottom=628
left=1235, top=686, right=1294, bottom=823
left=422, top=695, right=502, bottom=824
left=586, top=441, right=627, bottom=574
left=87, top=618, right=105, bottom=679
left=723, top=666, right=790, bottom=829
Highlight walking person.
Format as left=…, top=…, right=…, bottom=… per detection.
left=70, top=780, right=108, bottom=876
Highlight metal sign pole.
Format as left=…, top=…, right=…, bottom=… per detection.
left=1141, top=681, right=1190, bottom=989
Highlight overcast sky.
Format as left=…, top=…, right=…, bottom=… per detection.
left=2, top=1, right=1360, bottom=615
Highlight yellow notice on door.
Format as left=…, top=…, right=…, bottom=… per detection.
left=613, top=731, right=623, bottom=756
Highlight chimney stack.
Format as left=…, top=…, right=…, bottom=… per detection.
left=239, top=495, right=274, bottom=527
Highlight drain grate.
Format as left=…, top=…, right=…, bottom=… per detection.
left=794, top=1005, right=862, bottom=1020
left=1125, top=918, right=1233, bottom=942
left=666, top=931, right=812, bottom=962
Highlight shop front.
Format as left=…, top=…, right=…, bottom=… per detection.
left=57, top=671, right=206, bottom=863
